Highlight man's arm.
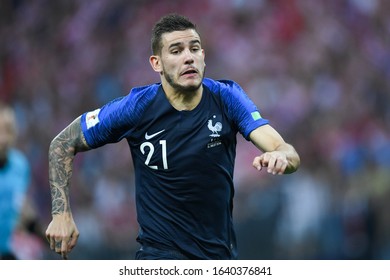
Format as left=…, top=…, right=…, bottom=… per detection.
left=46, top=116, right=90, bottom=259
left=249, top=124, right=300, bottom=175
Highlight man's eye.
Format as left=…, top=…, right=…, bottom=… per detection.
left=171, top=50, right=180, bottom=54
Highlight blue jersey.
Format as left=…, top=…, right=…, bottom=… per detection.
left=0, top=149, right=31, bottom=254
left=81, top=78, right=269, bottom=259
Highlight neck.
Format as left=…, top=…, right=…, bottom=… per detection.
left=162, top=81, right=203, bottom=111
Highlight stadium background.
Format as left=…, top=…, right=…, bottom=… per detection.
left=1, top=0, right=390, bottom=260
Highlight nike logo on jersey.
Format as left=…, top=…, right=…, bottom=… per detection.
left=145, top=129, right=165, bottom=140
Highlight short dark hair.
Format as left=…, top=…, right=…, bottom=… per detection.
left=151, top=14, right=198, bottom=55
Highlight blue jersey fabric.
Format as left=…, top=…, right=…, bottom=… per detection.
left=81, top=78, right=269, bottom=259
left=0, top=149, right=31, bottom=254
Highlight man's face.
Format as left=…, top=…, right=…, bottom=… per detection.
left=152, top=29, right=205, bottom=93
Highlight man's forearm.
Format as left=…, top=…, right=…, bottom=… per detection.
left=48, top=117, right=89, bottom=215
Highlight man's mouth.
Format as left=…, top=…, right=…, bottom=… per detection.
left=181, top=68, right=198, bottom=76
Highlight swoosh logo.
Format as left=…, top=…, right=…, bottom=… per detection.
left=145, top=129, right=165, bottom=140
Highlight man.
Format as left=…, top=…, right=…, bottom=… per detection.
left=45, top=14, right=300, bottom=260
left=0, top=102, right=31, bottom=259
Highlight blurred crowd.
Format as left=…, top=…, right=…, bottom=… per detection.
left=1, top=0, right=390, bottom=259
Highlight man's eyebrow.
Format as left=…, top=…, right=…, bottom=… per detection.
left=168, top=39, right=201, bottom=49
left=189, top=39, right=201, bottom=45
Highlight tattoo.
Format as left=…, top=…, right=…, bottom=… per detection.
left=48, top=116, right=90, bottom=215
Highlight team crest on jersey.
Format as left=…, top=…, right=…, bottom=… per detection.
left=207, top=115, right=222, bottom=148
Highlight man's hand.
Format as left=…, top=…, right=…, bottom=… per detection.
left=252, top=151, right=289, bottom=175
left=45, top=213, right=79, bottom=260
left=249, top=125, right=300, bottom=175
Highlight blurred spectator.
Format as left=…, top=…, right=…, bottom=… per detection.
left=0, top=102, right=45, bottom=259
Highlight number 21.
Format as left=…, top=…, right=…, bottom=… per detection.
left=140, top=140, right=168, bottom=170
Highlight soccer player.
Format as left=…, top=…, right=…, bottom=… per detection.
left=0, top=103, right=31, bottom=259
left=45, top=14, right=300, bottom=260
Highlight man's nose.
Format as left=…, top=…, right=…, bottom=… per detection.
left=183, top=49, right=194, bottom=64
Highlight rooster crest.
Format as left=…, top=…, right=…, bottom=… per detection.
left=208, top=118, right=222, bottom=137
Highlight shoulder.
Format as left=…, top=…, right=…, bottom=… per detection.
left=203, top=78, right=248, bottom=103
left=99, top=83, right=161, bottom=118
left=122, top=83, right=162, bottom=118
left=127, top=83, right=161, bottom=101
left=81, top=83, right=162, bottom=143
left=203, top=78, right=246, bottom=101
left=203, top=78, right=241, bottom=92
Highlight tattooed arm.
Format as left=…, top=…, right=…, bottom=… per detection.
left=45, top=116, right=90, bottom=259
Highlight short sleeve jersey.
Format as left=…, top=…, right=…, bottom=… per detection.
left=81, top=78, right=269, bottom=259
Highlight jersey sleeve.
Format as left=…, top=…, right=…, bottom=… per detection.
left=206, top=79, right=269, bottom=140
left=80, top=84, right=159, bottom=149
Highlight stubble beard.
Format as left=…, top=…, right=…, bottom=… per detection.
left=163, top=68, right=205, bottom=93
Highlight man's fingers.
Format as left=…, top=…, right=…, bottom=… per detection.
left=253, top=153, right=288, bottom=175
left=253, top=155, right=267, bottom=171
left=54, top=239, right=62, bottom=254
left=48, top=235, right=72, bottom=259
left=68, top=231, right=79, bottom=251
left=48, top=236, right=56, bottom=251
left=61, top=240, right=69, bottom=260
left=267, top=157, right=277, bottom=174
left=269, top=156, right=288, bottom=175
left=61, top=237, right=70, bottom=254
left=253, top=156, right=262, bottom=170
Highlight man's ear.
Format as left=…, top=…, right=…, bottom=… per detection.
left=149, top=55, right=162, bottom=73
